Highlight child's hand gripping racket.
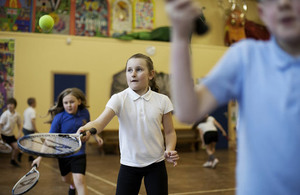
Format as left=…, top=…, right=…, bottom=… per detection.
left=12, top=164, right=39, bottom=195
left=17, top=128, right=97, bottom=158
left=0, top=139, right=12, bottom=153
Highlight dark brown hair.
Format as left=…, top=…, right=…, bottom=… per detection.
left=27, top=97, right=36, bottom=106
left=47, top=88, right=88, bottom=123
left=7, top=97, right=17, bottom=108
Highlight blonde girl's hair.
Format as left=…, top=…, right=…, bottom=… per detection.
left=126, top=53, right=159, bottom=92
left=47, top=88, right=88, bottom=123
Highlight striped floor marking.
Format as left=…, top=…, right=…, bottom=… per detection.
left=169, top=188, right=236, bottom=195
left=43, top=162, right=235, bottom=195
left=43, top=162, right=109, bottom=194
left=86, top=172, right=116, bottom=187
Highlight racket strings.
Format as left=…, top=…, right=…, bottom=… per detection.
left=0, top=144, right=9, bottom=150
left=0, top=141, right=12, bottom=153
left=13, top=171, right=39, bottom=194
left=19, top=134, right=81, bottom=156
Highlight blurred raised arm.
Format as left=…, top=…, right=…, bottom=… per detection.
left=166, top=0, right=218, bottom=123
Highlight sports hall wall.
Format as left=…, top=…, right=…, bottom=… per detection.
left=0, top=0, right=261, bottom=132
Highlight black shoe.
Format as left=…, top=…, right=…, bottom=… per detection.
left=17, top=153, right=22, bottom=162
left=10, top=160, right=20, bottom=167
left=68, top=188, right=76, bottom=195
left=28, top=156, right=34, bottom=162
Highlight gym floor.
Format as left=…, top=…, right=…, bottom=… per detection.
left=0, top=144, right=236, bottom=195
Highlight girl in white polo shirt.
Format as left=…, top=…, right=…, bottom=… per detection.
left=79, top=53, right=179, bottom=195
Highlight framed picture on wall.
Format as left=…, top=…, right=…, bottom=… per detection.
left=74, top=0, right=110, bottom=37
left=133, top=0, right=155, bottom=30
left=0, top=0, right=33, bottom=32
left=111, top=0, right=132, bottom=35
left=33, top=0, right=71, bottom=34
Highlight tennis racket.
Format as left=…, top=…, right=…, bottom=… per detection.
left=17, top=128, right=97, bottom=158
left=0, top=139, right=12, bottom=153
left=12, top=164, right=39, bottom=195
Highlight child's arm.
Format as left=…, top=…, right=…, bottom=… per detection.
left=31, top=118, right=38, bottom=133
left=78, top=107, right=115, bottom=142
left=17, top=117, right=22, bottom=139
left=32, top=156, right=42, bottom=167
left=166, top=0, right=218, bottom=123
left=162, top=112, right=179, bottom=166
left=0, top=123, right=3, bottom=139
left=0, top=116, right=6, bottom=139
left=213, top=119, right=227, bottom=137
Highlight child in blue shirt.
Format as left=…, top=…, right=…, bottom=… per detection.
left=166, top=0, right=300, bottom=194
left=33, top=88, right=102, bottom=195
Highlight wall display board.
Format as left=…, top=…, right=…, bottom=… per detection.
left=111, top=0, right=132, bottom=35
left=0, top=0, right=33, bottom=32
left=33, top=0, right=70, bottom=34
left=0, top=39, right=15, bottom=114
left=74, top=0, right=109, bottom=37
left=133, top=0, right=154, bottom=30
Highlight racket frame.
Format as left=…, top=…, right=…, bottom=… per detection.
left=0, top=140, right=12, bottom=153
left=17, top=128, right=96, bottom=158
left=12, top=165, right=39, bottom=195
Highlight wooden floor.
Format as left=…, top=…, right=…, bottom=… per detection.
left=0, top=144, right=236, bottom=195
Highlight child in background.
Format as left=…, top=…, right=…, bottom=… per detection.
left=78, top=53, right=179, bottom=195
left=166, top=0, right=300, bottom=194
left=196, top=115, right=227, bottom=168
left=21, top=97, right=38, bottom=162
left=0, top=98, right=22, bottom=167
left=32, top=88, right=102, bottom=195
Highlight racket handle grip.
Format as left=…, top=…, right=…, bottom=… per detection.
left=194, top=14, right=209, bottom=35
left=80, top=128, right=97, bottom=136
left=89, top=128, right=97, bottom=135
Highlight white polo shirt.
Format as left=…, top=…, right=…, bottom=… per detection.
left=0, top=110, right=22, bottom=136
left=106, top=87, right=173, bottom=167
left=23, top=107, right=36, bottom=131
left=197, top=116, right=217, bottom=134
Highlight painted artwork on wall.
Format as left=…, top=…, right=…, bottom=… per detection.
left=0, top=0, right=32, bottom=32
left=111, top=0, right=132, bottom=35
left=75, top=0, right=109, bottom=37
left=0, top=39, right=15, bottom=114
left=133, top=0, right=154, bottom=30
left=33, top=0, right=70, bottom=34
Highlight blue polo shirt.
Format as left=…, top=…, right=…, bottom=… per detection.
left=203, top=37, right=300, bottom=195
left=49, top=108, right=90, bottom=157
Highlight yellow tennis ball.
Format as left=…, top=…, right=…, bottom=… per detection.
left=39, top=15, right=54, bottom=32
